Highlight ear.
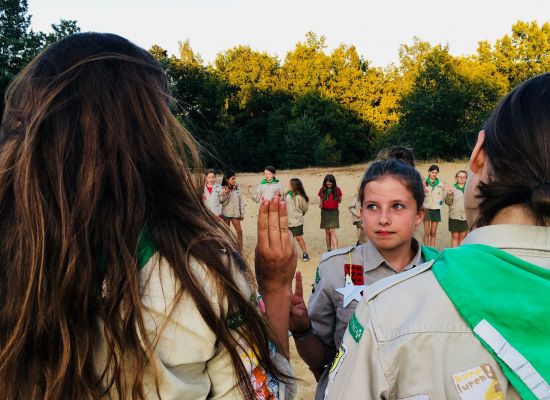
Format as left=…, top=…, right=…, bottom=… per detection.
left=469, top=130, right=486, bottom=173
left=415, top=208, right=425, bottom=227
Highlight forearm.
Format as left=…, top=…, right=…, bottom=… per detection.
left=293, top=331, right=328, bottom=378
left=261, top=288, right=293, bottom=358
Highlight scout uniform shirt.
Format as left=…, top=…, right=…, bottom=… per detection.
left=308, top=239, right=427, bottom=400
left=325, top=224, right=550, bottom=400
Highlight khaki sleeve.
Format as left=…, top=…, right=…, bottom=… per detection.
left=325, top=300, right=391, bottom=399
left=301, top=197, right=309, bottom=215
left=445, top=191, right=454, bottom=206
left=308, top=264, right=338, bottom=362
left=219, top=189, right=229, bottom=204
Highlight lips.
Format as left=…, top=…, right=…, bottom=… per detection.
left=376, top=230, right=394, bottom=237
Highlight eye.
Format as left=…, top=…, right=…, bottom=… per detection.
left=365, top=203, right=378, bottom=210
left=393, top=203, right=405, bottom=210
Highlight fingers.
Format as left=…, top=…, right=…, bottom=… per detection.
left=294, top=271, right=303, bottom=299
left=268, top=197, right=282, bottom=249
left=257, top=200, right=269, bottom=250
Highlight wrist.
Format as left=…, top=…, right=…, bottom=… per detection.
left=290, top=321, right=314, bottom=340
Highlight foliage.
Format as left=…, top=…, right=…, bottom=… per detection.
left=1, top=0, right=79, bottom=119
left=2, top=10, right=547, bottom=170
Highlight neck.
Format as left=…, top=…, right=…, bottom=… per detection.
left=489, top=204, right=538, bottom=226
left=378, top=243, right=415, bottom=273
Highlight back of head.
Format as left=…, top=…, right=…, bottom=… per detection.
left=477, top=73, right=550, bottom=226
left=0, top=33, right=278, bottom=399
left=376, top=146, right=415, bottom=167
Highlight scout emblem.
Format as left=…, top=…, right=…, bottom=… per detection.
left=335, top=274, right=367, bottom=308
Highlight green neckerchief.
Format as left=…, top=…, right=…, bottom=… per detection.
left=425, top=177, right=440, bottom=191
left=324, top=188, right=333, bottom=201
left=286, top=191, right=294, bottom=198
left=260, top=178, right=279, bottom=184
left=97, top=231, right=155, bottom=273
left=137, top=230, right=156, bottom=270
left=453, top=183, right=465, bottom=193
left=432, top=244, right=550, bottom=400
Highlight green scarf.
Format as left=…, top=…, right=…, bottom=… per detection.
left=260, top=178, right=279, bottom=184
left=324, top=188, right=333, bottom=201
left=425, top=177, right=440, bottom=191
left=454, top=183, right=465, bottom=193
left=432, top=244, right=550, bottom=400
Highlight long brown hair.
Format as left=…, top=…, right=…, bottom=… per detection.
left=0, top=33, right=282, bottom=399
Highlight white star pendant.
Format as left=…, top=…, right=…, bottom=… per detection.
left=335, top=274, right=367, bottom=308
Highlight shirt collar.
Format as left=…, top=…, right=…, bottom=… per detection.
left=362, top=238, right=423, bottom=273
left=464, top=224, right=550, bottom=255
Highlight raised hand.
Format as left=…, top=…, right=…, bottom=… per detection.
left=255, top=197, right=297, bottom=293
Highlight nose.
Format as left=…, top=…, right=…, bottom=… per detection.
left=379, top=208, right=391, bottom=225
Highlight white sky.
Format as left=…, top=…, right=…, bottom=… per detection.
left=28, top=0, right=549, bottom=67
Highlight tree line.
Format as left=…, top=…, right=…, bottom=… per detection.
left=2, top=0, right=549, bottom=170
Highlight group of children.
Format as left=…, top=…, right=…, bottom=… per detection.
left=203, top=161, right=469, bottom=257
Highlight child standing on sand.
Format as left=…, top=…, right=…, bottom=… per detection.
left=220, top=171, right=245, bottom=248
left=286, top=178, right=310, bottom=262
left=203, top=169, right=223, bottom=218
left=318, top=174, right=342, bottom=251
left=250, top=165, right=284, bottom=202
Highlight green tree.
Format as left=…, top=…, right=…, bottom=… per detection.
left=280, top=31, right=332, bottom=94
left=393, top=47, right=506, bottom=159
left=215, top=46, right=280, bottom=107
left=1, top=0, right=79, bottom=118
left=477, top=20, right=550, bottom=87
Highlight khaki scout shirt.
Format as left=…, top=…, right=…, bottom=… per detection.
left=308, top=240, right=424, bottom=399
left=286, top=192, right=309, bottom=228
left=326, top=224, right=550, bottom=400
left=445, top=187, right=466, bottom=221
left=423, top=179, right=444, bottom=210
left=95, top=253, right=293, bottom=399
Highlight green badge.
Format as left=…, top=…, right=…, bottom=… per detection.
left=348, top=313, right=364, bottom=343
left=315, top=267, right=320, bottom=284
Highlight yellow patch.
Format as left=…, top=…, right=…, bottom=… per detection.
left=452, top=364, right=504, bottom=400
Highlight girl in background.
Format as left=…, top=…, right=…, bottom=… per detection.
left=423, top=164, right=444, bottom=246
left=0, top=32, right=295, bottom=399
left=286, top=178, right=310, bottom=262
left=203, top=169, right=223, bottom=218
left=290, top=153, right=439, bottom=399
left=318, top=174, right=342, bottom=251
left=250, top=165, right=284, bottom=202
left=220, top=171, right=245, bottom=249
left=446, top=170, right=469, bottom=247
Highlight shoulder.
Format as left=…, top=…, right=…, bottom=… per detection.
left=355, top=261, right=469, bottom=339
left=319, top=245, right=355, bottom=264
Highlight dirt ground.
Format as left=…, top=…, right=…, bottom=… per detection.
left=232, top=160, right=469, bottom=399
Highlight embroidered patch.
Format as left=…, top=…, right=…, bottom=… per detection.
left=315, top=267, right=321, bottom=284
left=348, top=312, right=364, bottom=343
left=328, top=342, right=347, bottom=383
left=344, top=263, right=365, bottom=285
left=452, top=364, right=504, bottom=400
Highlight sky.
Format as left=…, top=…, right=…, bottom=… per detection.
left=28, top=0, right=549, bottom=68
